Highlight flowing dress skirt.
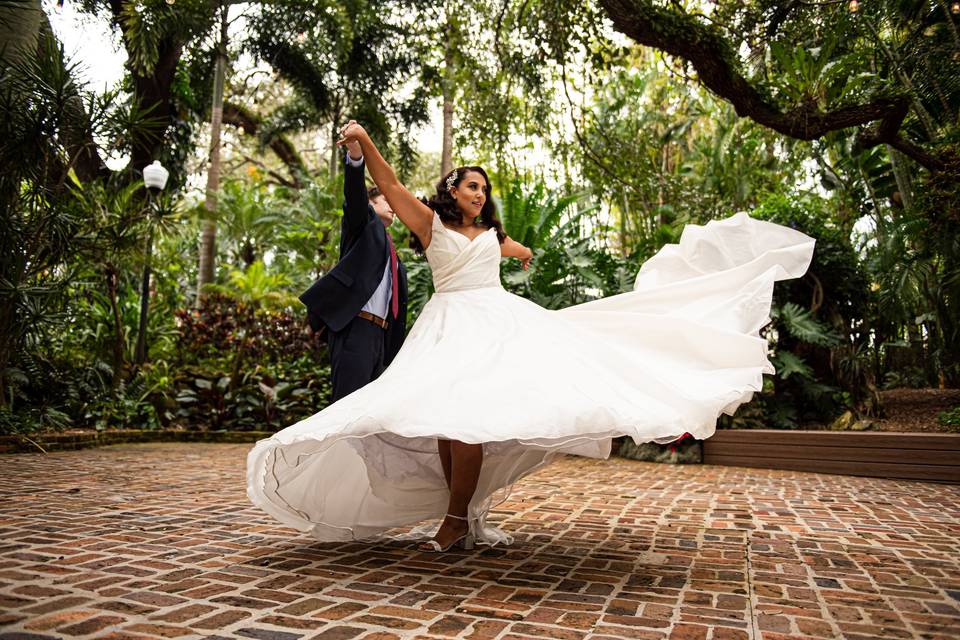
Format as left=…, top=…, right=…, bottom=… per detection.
left=246, top=212, right=815, bottom=544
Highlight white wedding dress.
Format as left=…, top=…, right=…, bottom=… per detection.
left=247, top=211, right=815, bottom=544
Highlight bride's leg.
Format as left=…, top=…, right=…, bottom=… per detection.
left=438, top=439, right=452, bottom=489
left=448, top=440, right=482, bottom=517
left=422, top=440, right=482, bottom=550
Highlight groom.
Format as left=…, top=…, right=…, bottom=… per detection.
left=299, top=128, right=408, bottom=402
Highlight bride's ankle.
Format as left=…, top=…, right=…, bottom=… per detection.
left=444, top=513, right=468, bottom=524
left=439, top=514, right=469, bottom=532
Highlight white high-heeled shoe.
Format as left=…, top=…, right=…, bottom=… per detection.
left=418, top=513, right=475, bottom=552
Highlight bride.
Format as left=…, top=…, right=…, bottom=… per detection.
left=246, top=121, right=816, bottom=552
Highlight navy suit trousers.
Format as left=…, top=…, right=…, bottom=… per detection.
left=327, top=317, right=387, bottom=402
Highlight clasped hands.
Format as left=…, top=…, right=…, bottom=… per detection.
left=337, top=119, right=533, bottom=270
left=337, top=120, right=365, bottom=159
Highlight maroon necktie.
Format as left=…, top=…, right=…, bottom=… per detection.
left=388, top=234, right=399, bottom=319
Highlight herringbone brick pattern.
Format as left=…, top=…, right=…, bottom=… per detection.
left=0, top=443, right=958, bottom=639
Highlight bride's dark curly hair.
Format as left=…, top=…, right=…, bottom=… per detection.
left=411, top=166, right=506, bottom=254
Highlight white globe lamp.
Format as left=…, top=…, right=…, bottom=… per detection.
left=143, top=160, right=169, bottom=191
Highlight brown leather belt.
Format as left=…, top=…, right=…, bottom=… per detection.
left=357, top=310, right=389, bottom=330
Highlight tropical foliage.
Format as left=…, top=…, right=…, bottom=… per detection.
left=2, top=0, right=957, bottom=435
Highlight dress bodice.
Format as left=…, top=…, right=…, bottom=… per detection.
left=425, top=213, right=502, bottom=293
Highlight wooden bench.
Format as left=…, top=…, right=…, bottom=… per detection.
left=702, top=429, right=960, bottom=483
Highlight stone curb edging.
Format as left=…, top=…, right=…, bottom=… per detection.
left=0, top=429, right=274, bottom=454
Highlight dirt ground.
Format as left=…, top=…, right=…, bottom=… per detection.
left=869, top=387, right=960, bottom=433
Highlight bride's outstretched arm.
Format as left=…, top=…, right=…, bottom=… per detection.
left=337, top=121, right=433, bottom=247
left=501, top=236, right=533, bottom=270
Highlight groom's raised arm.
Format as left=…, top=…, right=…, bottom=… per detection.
left=338, top=122, right=432, bottom=245
left=341, top=145, right=371, bottom=241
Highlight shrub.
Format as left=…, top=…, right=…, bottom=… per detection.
left=938, top=406, right=960, bottom=427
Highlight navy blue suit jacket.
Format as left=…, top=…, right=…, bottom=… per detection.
left=299, top=157, right=408, bottom=365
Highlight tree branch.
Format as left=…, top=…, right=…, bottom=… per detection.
left=222, top=101, right=308, bottom=188
left=854, top=99, right=946, bottom=171
left=239, top=154, right=297, bottom=188
left=598, top=0, right=945, bottom=172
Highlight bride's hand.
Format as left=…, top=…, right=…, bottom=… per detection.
left=336, top=120, right=368, bottom=148
left=520, top=247, right=533, bottom=270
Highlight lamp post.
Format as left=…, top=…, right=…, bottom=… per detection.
left=135, top=160, right=170, bottom=365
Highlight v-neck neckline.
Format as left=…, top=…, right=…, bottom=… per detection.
left=443, top=224, right=493, bottom=244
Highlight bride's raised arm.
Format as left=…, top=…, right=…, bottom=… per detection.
left=337, top=121, right=433, bottom=248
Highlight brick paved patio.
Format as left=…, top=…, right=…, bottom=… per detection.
left=1, top=443, right=958, bottom=640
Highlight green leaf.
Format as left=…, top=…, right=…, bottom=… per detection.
left=775, top=303, right=841, bottom=347
left=504, top=269, right=531, bottom=285
left=772, top=351, right=813, bottom=380
left=571, top=255, right=593, bottom=268
left=67, top=167, right=82, bottom=188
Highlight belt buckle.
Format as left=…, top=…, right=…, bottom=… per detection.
left=359, top=311, right=388, bottom=330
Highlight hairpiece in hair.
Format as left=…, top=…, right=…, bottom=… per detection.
left=445, top=169, right=458, bottom=191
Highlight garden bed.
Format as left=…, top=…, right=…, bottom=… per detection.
left=865, top=388, right=960, bottom=433
left=0, top=429, right=272, bottom=454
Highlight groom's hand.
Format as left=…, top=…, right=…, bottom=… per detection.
left=337, top=120, right=367, bottom=160
left=344, top=139, right=362, bottom=161
left=345, top=140, right=362, bottom=161
left=337, top=120, right=363, bottom=160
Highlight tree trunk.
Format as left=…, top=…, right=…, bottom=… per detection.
left=657, top=145, right=666, bottom=226
left=857, top=164, right=883, bottom=232
left=619, top=190, right=629, bottom=257
left=329, top=115, right=340, bottom=179
left=440, top=16, right=458, bottom=176
left=887, top=145, right=914, bottom=211
left=128, top=41, right=184, bottom=174
left=441, top=32, right=456, bottom=177
left=0, top=0, right=42, bottom=66
left=197, top=4, right=229, bottom=305
left=1, top=1, right=107, bottom=182
left=107, top=0, right=191, bottom=177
